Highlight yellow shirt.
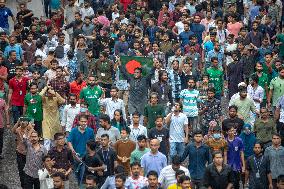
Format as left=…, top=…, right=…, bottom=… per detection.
left=167, top=183, right=192, bottom=189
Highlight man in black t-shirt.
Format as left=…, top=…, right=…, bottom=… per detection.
left=16, top=3, right=33, bottom=28
left=3, top=50, right=22, bottom=81
left=222, top=105, right=244, bottom=136
left=148, top=116, right=169, bottom=156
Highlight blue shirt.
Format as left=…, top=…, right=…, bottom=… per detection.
left=190, top=23, right=205, bottom=44
left=67, top=127, right=95, bottom=157
left=227, top=137, right=244, bottom=171
left=0, top=7, right=13, bottom=29
left=4, top=44, right=23, bottom=61
left=141, top=151, right=167, bottom=175
left=180, top=142, right=211, bottom=180
left=179, top=31, right=194, bottom=47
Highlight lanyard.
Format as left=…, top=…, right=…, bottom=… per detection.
left=254, top=156, right=263, bottom=171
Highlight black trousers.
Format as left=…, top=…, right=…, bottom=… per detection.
left=24, top=173, right=40, bottom=189
left=16, top=152, right=26, bottom=188
left=34, top=121, right=42, bottom=137
left=0, top=128, right=4, bottom=155
left=232, top=170, right=241, bottom=189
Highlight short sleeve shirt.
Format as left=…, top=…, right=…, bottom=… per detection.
left=9, top=77, right=29, bottom=106
left=269, top=77, right=284, bottom=106
left=180, top=89, right=200, bottom=117
left=276, top=95, right=284, bottom=123
left=0, top=7, right=13, bottom=29
left=24, top=93, right=43, bottom=121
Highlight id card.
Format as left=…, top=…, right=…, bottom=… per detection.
left=256, top=171, right=260, bottom=178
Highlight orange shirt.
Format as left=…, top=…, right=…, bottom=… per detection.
left=70, top=81, right=87, bottom=101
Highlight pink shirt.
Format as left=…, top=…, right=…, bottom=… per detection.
left=227, top=22, right=243, bottom=38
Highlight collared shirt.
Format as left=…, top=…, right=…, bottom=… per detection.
left=247, top=84, right=264, bottom=110
left=180, top=142, right=211, bottom=180
left=141, top=151, right=167, bottom=175
left=61, top=104, right=80, bottom=132
left=158, top=165, right=189, bottom=189
left=129, top=124, right=148, bottom=142
left=9, top=76, right=29, bottom=106
left=48, top=146, right=73, bottom=172
left=50, top=77, right=70, bottom=99
left=169, top=112, right=188, bottom=142
left=100, top=98, right=126, bottom=120
left=4, top=44, right=23, bottom=61
left=96, top=126, right=120, bottom=145
left=23, top=139, right=47, bottom=178
left=203, top=163, right=234, bottom=189
left=264, top=146, right=284, bottom=179
left=254, top=118, right=276, bottom=143
left=128, top=176, right=148, bottom=189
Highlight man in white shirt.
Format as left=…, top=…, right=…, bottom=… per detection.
left=129, top=112, right=148, bottom=142
left=158, top=155, right=190, bottom=188
left=38, top=155, right=54, bottom=189
left=61, top=94, right=80, bottom=134
left=128, top=162, right=148, bottom=189
left=247, top=74, right=264, bottom=111
left=100, top=86, right=126, bottom=120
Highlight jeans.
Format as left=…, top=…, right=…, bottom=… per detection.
left=17, top=152, right=26, bottom=188
left=24, top=173, right=40, bottom=189
left=12, top=105, right=23, bottom=124
left=0, top=128, right=3, bottom=155
left=34, top=121, right=42, bottom=137
left=170, top=142, right=185, bottom=158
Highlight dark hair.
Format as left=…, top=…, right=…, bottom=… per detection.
left=211, top=57, right=218, bottom=62
left=99, top=114, right=110, bottom=124
left=56, top=66, right=64, bottom=71
left=115, top=174, right=126, bottom=182
left=254, top=142, right=263, bottom=149
left=54, top=132, right=65, bottom=140
left=172, top=155, right=181, bottom=165
left=193, top=129, right=203, bottom=136
left=121, top=126, right=131, bottom=134
left=110, top=86, right=119, bottom=91
left=179, top=175, right=190, bottom=183
left=175, top=169, right=185, bottom=177
left=158, top=70, right=168, bottom=82
left=277, top=175, right=284, bottom=183
left=86, top=174, right=97, bottom=183
left=250, top=74, right=259, bottom=83
left=137, top=135, right=147, bottom=141
left=132, top=111, right=140, bottom=117
left=147, top=170, right=158, bottom=178
left=208, top=87, right=215, bottom=93
left=155, top=115, right=164, bottom=121
left=134, top=67, right=143, bottom=73
left=130, top=161, right=141, bottom=168
left=69, top=93, right=76, bottom=99
left=29, top=82, right=38, bottom=88
left=87, top=139, right=97, bottom=151
left=212, top=150, right=223, bottom=158
left=101, top=134, right=109, bottom=139
left=272, top=133, right=281, bottom=138
left=111, top=109, right=126, bottom=128
left=51, top=172, right=65, bottom=180
left=78, top=114, right=88, bottom=121
left=42, top=154, right=52, bottom=162
left=229, top=105, right=238, bottom=111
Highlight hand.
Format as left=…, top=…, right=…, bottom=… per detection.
left=97, top=170, right=104, bottom=176
left=241, top=166, right=245, bottom=173
left=184, top=137, right=189, bottom=144
left=269, top=184, right=273, bottom=189
left=122, top=156, right=128, bottom=163
left=48, top=89, right=55, bottom=95
left=6, top=123, right=10, bottom=128
left=267, top=102, right=271, bottom=109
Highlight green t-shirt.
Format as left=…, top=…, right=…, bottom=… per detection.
left=230, top=97, right=256, bottom=124
left=24, top=93, right=43, bottom=121
left=79, top=85, right=103, bottom=116
left=256, top=72, right=268, bottom=99
left=144, top=104, right=165, bottom=129
left=276, top=33, right=284, bottom=57
left=269, top=77, right=284, bottom=106
left=206, top=67, right=224, bottom=95
left=130, top=148, right=150, bottom=164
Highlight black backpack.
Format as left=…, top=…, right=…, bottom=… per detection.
left=54, top=44, right=65, bottom=59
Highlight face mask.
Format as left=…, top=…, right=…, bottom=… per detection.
left=213, top=133, right=221, bottom=139
left=80, top=107, right=87, bottom=113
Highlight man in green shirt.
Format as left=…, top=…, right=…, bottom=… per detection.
left=268, top=66, right=284, bottom=109
left=206, top=57, right=224, bottom=100
left=24, top=82, right=43, bottom=136
left=80, top=76, right=103, bottom=116
left=255, top=62, right=269, bottom=106
left=275, top=27, right=284, bottom=59
left=144, top=92, right=165, bottom=129
left=130, top=135, right=150, bottom=164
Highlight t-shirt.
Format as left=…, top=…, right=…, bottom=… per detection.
left=79, top=85, right=103, bottom=116
left=4, top=59, right=22, bottom=80
left=83, top=154, right=103, bottom=178
left=144, top=104, right=165, bottom=129
left=276, top=33, right=284, bottom=57
left=0, top=7, right=13, bottom=29
left=227, top=137, right=244, bottom=171
left=24, top=93, right=43, bottom=121
left=130, top=148, right=150, bottom=164
left=148, top=127, right=169, bottom=156
left=9, top=77, right=29, bottom=106
left=169, top=112, right=188, bottom=142
left=206, top=67, right=224, bottom=95
left=230, top=97, right=256, bottom=124
left=269, top=77, right=284, bottom=106
left=180, top=89, right=200, bottom=117
left=276, top=96, right=284, bottom=123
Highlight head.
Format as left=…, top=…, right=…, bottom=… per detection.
left=99, top=114, right=111, bottom=129
left=150, top=92, right=158, bottom=104
left=80, top=101, right=89, bottom=114
left=115, top=175, right=126, bottom=189
left=212, top=151, right=223, bottom=165
left=69, top=94, right=77, bottom=106
left=137, top=135, right=147, bottom=149
left=265, top=52, right=272, bottom=63
left=0, top=0, right=5, bottom=8
left=272, top=133, right=282, bottom=146
left=88, top=76, right=97, bottom=87
left=239, top=88, right=248, bottom=99
left=85, top=175, right=97, bottom=189
left=113, top=109, right=123, bottom=122
left=187, top=77, right=195, bottom=89
left=54, top=132, right=65, bottom=147
left=243, top=124, right=252, bottom=135
left=55, top=66, right=64, bottom=78
left=212, top=126, right=222, bottom=140
left=227, top=126, right=236, bottom=138
left=99, top=51, right=108, bottom=61
left=193, top=15, right=201, bottom=23
left=279, top=66, right=284, bottom=79
left=175, top=170, right=186, bottom=184
left=253, top=142, right=263, bottom=155
left=147, top=171, right=159, bottom=188
left=51, top=59, right=59, bottom=70
left=277, top=175, right=284, bottom=189
left=42, top=154, right=54, bottom=169
left=260, top=107, right=269, bottom=119
left=250, top=74, right=259, bottom=86
left=29, top=83, right=38, bottom=95
left=78, top=114, right=88, bottom=130
left=171, top=155, right=181, bottom=171
left=134, top=68, right=142, bottom=79
left=110, top=86, right=119, bottom=98
left=155, top=116, right=163, bottom=128
left=214, top=42, right=220, bottom=52
left=172, top=102, right=182, bottom=112
left=179, top=175, right=191, bottom=189
left=159, top=70, right=168, bottom=82
left=149, top=139, right=160, bottom=153
left=52, top=172, right=65, bottom=189
left=130, top=162, right=142, bottom=177
left=193, top=129, right=203, bottom=143
left=120, top=127, right=130, bottom=140
left=9, top=50, right=17, bottom=60
left=29, top=131, right=39, bottom=145
left=207, top=87, right=215, bottom=99
left=86, top=139, right=97, bottom=153
left=211, top=57, right=218, bottom=68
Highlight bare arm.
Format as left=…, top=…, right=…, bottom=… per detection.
left=7, top=89, right=12, bottom=107
left=165, top=112, right=172, bottom=126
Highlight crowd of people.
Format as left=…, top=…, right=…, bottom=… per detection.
left=0, top=0, right=284, bottom=188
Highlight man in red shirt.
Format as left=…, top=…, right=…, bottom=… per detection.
left=8, top=66, right=29, bottom=123
left=0, top=56, right=7, bottom=99
left=70, top=72, right=86, bottom=102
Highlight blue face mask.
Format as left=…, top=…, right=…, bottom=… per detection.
left=80, top=107, right=87, bottom=113
left=213, top=133, right=221, bottom=139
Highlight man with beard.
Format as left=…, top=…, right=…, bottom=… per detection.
left=227, top=51, right=244, bottom=98
left=44, top=59, right=59, bottom=83
left=52, top=172, right=65, bottom=189
left=69, top=72, right=87, bottom=101
left=61, top=94, right=80, bottom=134
left=268, top=66, right=284, bottom=111
left=28, top=55, right=48, bottom=76
left=190, top=15, right=205, bottom=45
left=246, top=21, right=263, bottom=48
left=22, top=32, right=36, bottom=65
left=3, top=50, right=22, bottom=81
left=254, top=62, right=269, bottom=107
left=128, top=162, right=148, bottom=189
left=239, top=45, right=257, bottom=83
left=79, top=75, right=103, bottom=116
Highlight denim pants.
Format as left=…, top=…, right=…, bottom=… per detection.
left=170, top=142, right=185, bottom=157
left=12, top=106, right=23, bottom=124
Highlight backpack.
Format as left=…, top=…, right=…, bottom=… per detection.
left=54, top=44, right=65, bottom=59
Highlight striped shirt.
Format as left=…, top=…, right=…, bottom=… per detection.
left=180, top=89, right=200, bottom=117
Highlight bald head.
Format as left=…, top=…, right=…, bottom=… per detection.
left=150, top=139, right=160, bottom=154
